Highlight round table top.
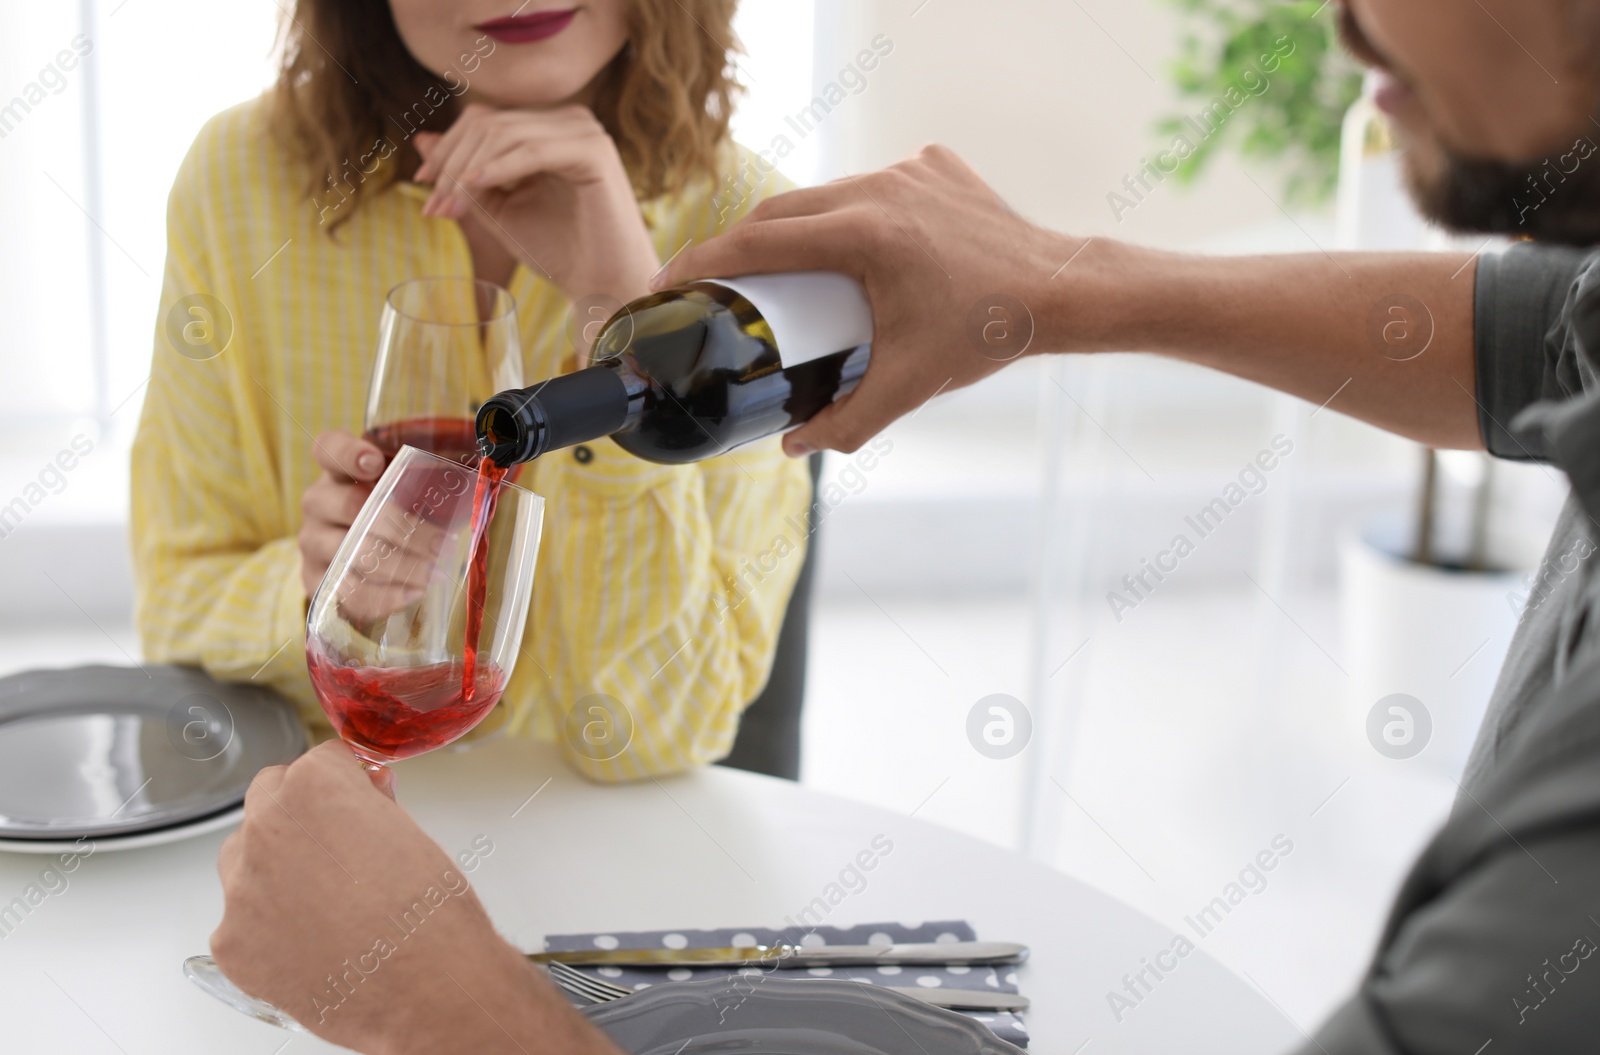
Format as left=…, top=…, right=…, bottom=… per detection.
left=0, top=736, right=1299, bottom=1054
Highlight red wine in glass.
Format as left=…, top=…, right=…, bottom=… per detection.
left=364, top=275, right=525, bottom=482
left=462, top=455, right=508, bottom=699
left=367, top=417, right=523, bottom=493
left=366, top=416, right=482, bottom=466
left=367, top=418, right=478, bottom=516
left=308, top=640, right=509, bottom=762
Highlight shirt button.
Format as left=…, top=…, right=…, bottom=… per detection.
left=573, top=445, right=594, bottom=464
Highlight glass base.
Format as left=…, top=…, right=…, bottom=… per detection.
left=353, top=755, right=397, bottom=799
left=184, top=955, right=305, bottom=1033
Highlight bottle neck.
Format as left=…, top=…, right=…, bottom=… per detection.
left=476, top=365, right=633, bottom=465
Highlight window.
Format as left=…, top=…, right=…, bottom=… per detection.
left=0, top=0, right=279, bottom=452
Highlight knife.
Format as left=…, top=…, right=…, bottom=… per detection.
left=526, top=941, right=1028, bottom=968
left=892, top=987, right=1030, bottom=1012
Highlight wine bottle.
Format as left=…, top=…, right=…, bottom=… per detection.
left=475, top=271, right=871, bottom=466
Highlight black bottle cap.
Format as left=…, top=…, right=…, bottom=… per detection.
left=476, top=368, right=630, bottom=466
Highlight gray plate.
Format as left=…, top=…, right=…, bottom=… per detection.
left=0, top=665, right=306, bottom=840
left=582, top=976, right=1027, bottom=1055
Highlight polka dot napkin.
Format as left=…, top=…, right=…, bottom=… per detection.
left=540, top=919, right=1028, bottom=1047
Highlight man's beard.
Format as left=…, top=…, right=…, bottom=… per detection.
left=1405, top=128, right=1600, bottom=247
left=1337, top=3, right=1600, bottom=246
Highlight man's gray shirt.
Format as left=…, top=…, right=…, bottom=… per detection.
left=1305, top=244, right=1600, bottom=1053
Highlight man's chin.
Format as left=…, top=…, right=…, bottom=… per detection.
left=1398, top=130, right=1600, bottom=247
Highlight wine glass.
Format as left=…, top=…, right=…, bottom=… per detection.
left=183, top=453, right=543, bottom=1025
left=306, top=445, right=543, bottom=790
left=364, top=277, right=524, bottom=467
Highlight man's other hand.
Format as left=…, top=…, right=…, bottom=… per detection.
left=211, top=741, right=618, bottom=1055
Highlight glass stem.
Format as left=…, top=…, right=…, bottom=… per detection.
left=360, top=759, right=397, bottom=800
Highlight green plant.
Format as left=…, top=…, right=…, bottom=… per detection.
left=1157, top=0, right=1362, bottom=204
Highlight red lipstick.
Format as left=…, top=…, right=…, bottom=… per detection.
left=475, top=8, right=577, bottom=44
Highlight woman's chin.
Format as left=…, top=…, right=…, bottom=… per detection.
left=462, top=72, right=604, bottom=112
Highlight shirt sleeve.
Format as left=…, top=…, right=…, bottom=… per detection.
left=130, top=126, right=316, bottom=714
left=1474, top=243, right=1600, bottom=460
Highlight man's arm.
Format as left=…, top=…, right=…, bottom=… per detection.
left=1116, top=248, right=1479, bottom=449
left=655, top=145, right=1484, bottom=455
left=210, top=742, right=621, bottom=1055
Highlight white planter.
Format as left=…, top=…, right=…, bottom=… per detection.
left=1338, top=518, right=1532, bottom=779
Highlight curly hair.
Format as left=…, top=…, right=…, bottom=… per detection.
left=270, top=0, right=743, bottom=231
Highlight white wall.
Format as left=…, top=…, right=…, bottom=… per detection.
left=808, top=0, right=1287, bottom=245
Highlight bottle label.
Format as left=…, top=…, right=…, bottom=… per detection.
left=705, top=272, right=873, bottom=368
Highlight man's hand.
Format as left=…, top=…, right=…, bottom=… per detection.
left=212, top=741, right=620, bottom=1055
left=655, top=145, right=1084, bottom=456
left=299, top=431, right=387, bottom=601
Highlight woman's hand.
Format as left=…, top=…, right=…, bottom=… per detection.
left=414, top=104, right=661, bottom=308
left=299, top=430, right=386, bottom=601
left=299, top=430, right=450, bottom=623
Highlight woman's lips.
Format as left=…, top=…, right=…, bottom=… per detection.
left=474, top=9, right=577, bottom=44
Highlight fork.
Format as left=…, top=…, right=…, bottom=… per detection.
left=542, top=959, right=1030, bottom=1012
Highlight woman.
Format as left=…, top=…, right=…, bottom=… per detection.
left=130, top=0, right=810, bottom=781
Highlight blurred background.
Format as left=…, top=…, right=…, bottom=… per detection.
left=0, top=0, right=1570, bottom=1032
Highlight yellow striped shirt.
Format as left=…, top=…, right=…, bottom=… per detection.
left=130, top=96, right=810, bottom=781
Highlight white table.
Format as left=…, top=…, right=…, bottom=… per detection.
left=0, top=737, right=1300, bottom=1054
